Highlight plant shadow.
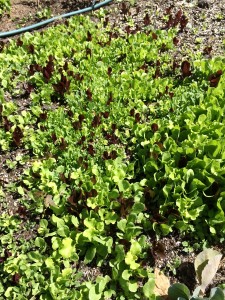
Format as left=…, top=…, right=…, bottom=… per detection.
left=176, top=262, right=197, bottom=292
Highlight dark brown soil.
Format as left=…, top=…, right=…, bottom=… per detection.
left=0, top=0, right=96, bottom=32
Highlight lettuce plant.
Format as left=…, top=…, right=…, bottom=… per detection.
left=0, top=0, right=10, bottom=16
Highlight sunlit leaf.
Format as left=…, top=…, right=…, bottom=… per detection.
left=58, top=237, right=75, bottom=259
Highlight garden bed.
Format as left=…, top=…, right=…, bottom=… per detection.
left=0, top=0, right=225, bottom=299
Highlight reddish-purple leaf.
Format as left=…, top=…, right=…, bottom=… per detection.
left=169, top=92, right=174, bottom=98
left=180, top=15, right=188, bottom=32
left=121, top=2, right=129, bottom=15
left=118, top=196, right=133, bottom=218
left=29, top=63, right=42, bottom=75
left=109, top=31, right=118, bottom=40
left=59, top=138, right=67, bottom=150
left=68, top=190, right=81, bottom=206
left=72, top=121, right=81, bottom=130
left=12, top=273, right=20, bottom=284
left=27, top=44, right=35, bottom=54
left=80, top=136, right=86, bottom=144
left=82, top=162, right=88, bottom=170
left=63, top=61, right=68, bottom=71
left=144, top=13, right=150, bottom=26
left=5, top=250, right=12, bottom=258
left=208, top=70, right=222, bottom=87
left=181, top=60, right=191, bottom=77
left=139, top=62, right=148, bottom=73
left=131, top=24, right=139, bottom=35
left=53, top=75, right=70, bottom=95
left=174, top=9, right=182, bottom=25
left=173, top=37, right=179, bottom=46
left=74, top=73, right=84, bottom=81
left=0, top=41, right=5, bottom=52
left=110, top=150, right=117, bottom=159
left=151, top=123, right=159, bottom=132
left=152, top=32, right=158, bottom=40
left=3, top=116, right=12, bottom=132
left=103, top=151, right=109, bottom=160
left=87, top=31, right=92, bottom=41
left=125, top=25, right=131, bottom=34
left=203, top=46, right=212, bottom=55
left=0, top=257, right=5, bottom=263
left=111, top=123, right=117, bottom=132
left=48, top=55, right=54, bottom=62
left=79, top=114, right=85, bottom=122
left=107, top=67, right=112, bottom=76
left=102, top=111, right=109, bottom=118
left=130, top=108, right=135, bottom=116
left=16, top=38, right=23, bottom=46
left=103, top=17, right=109, bottom=27
left=153, top=67, right=161, bottom=78
left=64, top=20, right=69, bottom=27
left=12, top=126, right=23, bottom=147
left=28, top=65, right=35, bottom=76
left=67, top=70, right=74, bottom=77
left=51, top=133, right=57, bottom=143
left=87, top=144, right=95, bottom=156
left=165, top=6, right=173, bottom=15
left=107, top=92, right=113, bottom=105
left=17, top=205, right=27, bottom=219
left=166, top=14, right=174, bottom=28
left=59, top=173, right=68, bottom=183
left=160, top=43, right=167, bottom=52
left=135, top=113, right=141, bottom=123
left=42, top=59, right=54, bottom=82
left=90, top=189, right=98, bottom=197
left=86, top=47, right=92, bottom=57
left=92, top=114, right=101, bottom=127
left=23, top=82, right=34, bottom=95
left=86, top=88, right=92, bottom=101
left=67, top=110, right=73, bottom=117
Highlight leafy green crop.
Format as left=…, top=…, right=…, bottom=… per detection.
left=0, top=0, right=10, bottom=16
left=0, top=10, right=224, bottom=299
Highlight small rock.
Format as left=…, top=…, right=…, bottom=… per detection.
left=197, top=0, right=210, bottom=8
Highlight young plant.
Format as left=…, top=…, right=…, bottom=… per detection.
left=0, top=0, right=10, bottom=16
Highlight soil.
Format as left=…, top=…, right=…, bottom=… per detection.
left=0, top=0, right=95, bottom=32
left=0, top=0, right=225, bottom=295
